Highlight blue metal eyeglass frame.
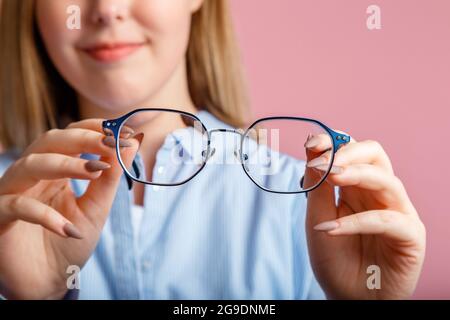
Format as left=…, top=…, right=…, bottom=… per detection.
left=102, top=108, right=350, bottom=194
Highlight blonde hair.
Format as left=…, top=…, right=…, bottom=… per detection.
left=0, top=0, right=250, bottom=151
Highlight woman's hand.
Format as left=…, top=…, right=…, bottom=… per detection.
left=0, top=119, right=141, bottom=299
left=304, top=133, right=426, bottom=299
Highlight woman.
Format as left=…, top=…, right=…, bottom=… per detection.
left=0, top=0, right=425, bottom=299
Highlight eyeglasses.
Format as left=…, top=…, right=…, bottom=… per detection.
left=102, top=108, right=350, bottom=194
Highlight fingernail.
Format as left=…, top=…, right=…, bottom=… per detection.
left=102, top=136, right=115, bottom=148
left=85, top=160, right=111, bottom=172
left=102, top=136, right=133, bottom=148
left=313, top=164, right=344, bottom=174
left=103, top=128, right=114, bottom=137
left=119, top=126, right=135, bottom=139
left=306, top=157, right=328, bottom=168
left=63, top=223, right=83, bottom=239
left=133, top=132, right=145, bottom=149
left=305, top=136, right=320, bottom=149
left=119, top=132, right=132, bottom=139
left=314, top=220, right=339, bottom=232
left=119, top=139, right=133, bottom=148
left=304, top=133, right=313, bottom=147
left=121, top=126, right=135, bottom=135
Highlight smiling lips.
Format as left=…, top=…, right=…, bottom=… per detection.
left=83, top=42, right=145, bottom=63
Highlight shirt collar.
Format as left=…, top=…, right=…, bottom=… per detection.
left=154, top=109, right=236, bottom=166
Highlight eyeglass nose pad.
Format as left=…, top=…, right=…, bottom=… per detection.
left=234, top=149, right=250, bottom=171
left=243, top=153, right=249, bottom=171
left=233, top=149, right=249, bottom=161
left=202, top=148, right=216, bottom=161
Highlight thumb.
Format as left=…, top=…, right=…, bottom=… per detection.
left=76, top=133, right=143, bottom=228
left=304, top=134, right=338, bottom=229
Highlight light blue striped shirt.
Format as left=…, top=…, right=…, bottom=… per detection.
left=0, top=110, right=325, bottom=300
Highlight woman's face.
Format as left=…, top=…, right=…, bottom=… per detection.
left=36, top=0, right=203, bottom=114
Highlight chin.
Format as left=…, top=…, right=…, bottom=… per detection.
left=90, top=85, right=152, bottom=111
left=102, top=98, right=146, bottom=113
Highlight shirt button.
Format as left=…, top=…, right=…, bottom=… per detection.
left=157, top=166, right=164, bottom=174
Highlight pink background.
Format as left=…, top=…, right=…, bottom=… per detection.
left=230, top=0, right=450, bottom=299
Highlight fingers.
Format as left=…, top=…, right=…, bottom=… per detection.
left=66, top=119, right=105, bottom=132
left=335, top=140, right=393, bottom=173
left=313, top=209, right=422, bottom=243
left=305, top=173, right=337, bottom=226
left=67, top=118, right=135, bottom=138
left=24, top=128, right=115, bottom=158
left=304, top=133, right=346, bottom=153
left=0, top=154, right=111, bottom=195
left=77, top=133, right=143, bottom=228
left=312, top=163, right=411, bottom=209
left=304, top=134, right=338, bottom=225
left=307, top=138, right=393, bottom=174
left=0, top=194, right=82, bottom=239
left=304, top=132, right=401, bottom=226
left=22, top=118, right=135, bottom=158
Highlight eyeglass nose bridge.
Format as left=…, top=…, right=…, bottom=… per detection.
left=204, top=128, right=248, bottom=164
